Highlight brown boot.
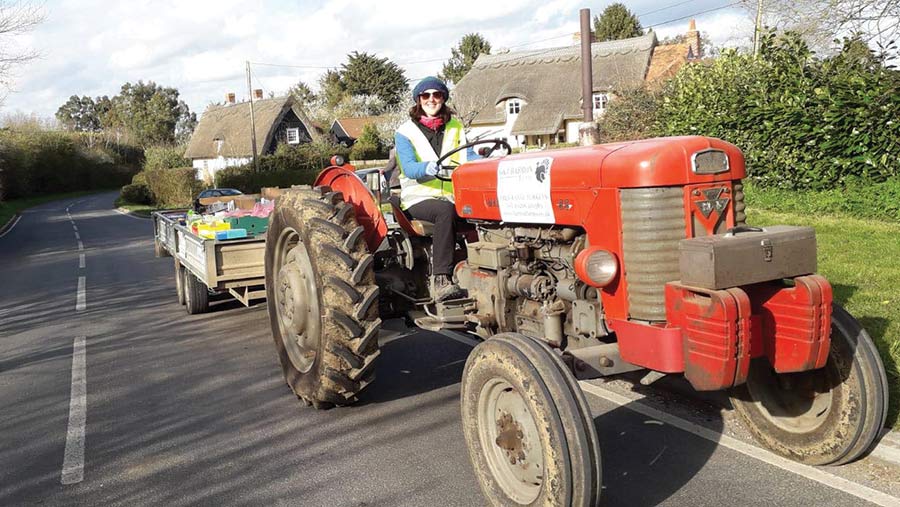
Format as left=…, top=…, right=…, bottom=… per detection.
left=431, top=274, right=464, bottom=302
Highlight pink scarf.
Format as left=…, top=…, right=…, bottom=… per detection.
left=418, top=116, right=444, bottom=130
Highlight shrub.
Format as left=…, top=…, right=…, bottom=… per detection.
left=597, top=87, right=662, bottom=142
left=141, top=167, right=201, bottom=208
left=216, top=142, right=350, bottom=193
left=143, top=145, right=190, bottom=171
left=0, top=128, right=139, bottom=199
left=655, top=33, right=900, bottom=189
left=120, top=183, right=153, bottom=204
left=350, top=123, right=387, bottom=161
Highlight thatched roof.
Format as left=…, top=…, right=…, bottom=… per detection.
left=453, top=33, right=657, bottom=136
left=185, top=96, right=321, bottom=159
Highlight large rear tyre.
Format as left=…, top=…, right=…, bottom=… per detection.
left=183, top=269, right=209, bottom=315
left=174, top=259, right=185, bottom=305
left=461, top=333, right=602, bottom=507
left=265, top=186, right=381, bottom=409
left=730, top=304, right=888, bottom=465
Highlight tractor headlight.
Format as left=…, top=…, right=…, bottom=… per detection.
left=575, top=248, right=619, bottom=288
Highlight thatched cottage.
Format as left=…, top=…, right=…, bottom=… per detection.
left=452, top=22, right=701, bottom=148
left=185, top=95, right=321, bottom=183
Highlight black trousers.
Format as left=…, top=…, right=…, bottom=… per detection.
left=406, top=198, right=457, bottom=276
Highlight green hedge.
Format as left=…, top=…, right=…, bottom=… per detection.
left=217, top=142, right=350, bottom=193
left=143, top=145, right=190, bottom=171
left=0, top=129, right=140, bottom=200
left=655, top=33, right=899, bottom=189
left=745, top=177, right=900, bottom=221
left=120, top=183, right=153, bottom=205
left=139, top=167, right=201, bottom=208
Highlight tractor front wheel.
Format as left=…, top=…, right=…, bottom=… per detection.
left=265, top=186, right=381, bottom=408
left=461, top=333, right=602, bottom=506
left=730, top=304, right=888, bottom=465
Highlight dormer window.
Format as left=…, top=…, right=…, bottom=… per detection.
left=507, top=98, right=521, bottom=115
left=214, top=139, right=224, bottom=154
left=592, top=93, right=609, bottom=117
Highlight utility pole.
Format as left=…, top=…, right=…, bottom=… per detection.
left=578, top=8, right=599, bottom=146
left=246, top=61, right=260, bottom=172
left=753, top=0, right=764, bottom=57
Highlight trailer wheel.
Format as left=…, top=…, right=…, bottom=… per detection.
left=730, top=304, right=888, bottom=465
left=265, top=186, right=380, bottom=409
left=461, top=333, right=602, bottom=507
left=183, top=269, right=209, bottom=315
left=174, top=259, right=185, bottom=305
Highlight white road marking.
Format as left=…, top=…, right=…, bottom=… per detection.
left=578, top=381, right=900, bottom=507
left=114, top=208, right=150, bottom=221
left=76, top=277, right=86, bottom=311
left=79, top=254, right=85, bottom=269
left=61, top=336, right=87, bottom=485
left=0, top=215, right=22, bottom=239
left=74, top=232, right=80, bottom=240
left=77, top=241, right=84, bottom=251
left=73, top=225, right=78, bottom=232
left=438, top=330, right=481, bottom=347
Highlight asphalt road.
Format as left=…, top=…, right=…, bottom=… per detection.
left=1, top=192, right=898, bottom=507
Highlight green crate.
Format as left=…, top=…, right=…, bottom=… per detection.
left=227, top=216, right=269, bottom=235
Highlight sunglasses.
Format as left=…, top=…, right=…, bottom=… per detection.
left=418, top=91, right=445, bottom=101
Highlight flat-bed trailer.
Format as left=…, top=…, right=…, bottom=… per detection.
left=153, top=210, right=267, bottom=314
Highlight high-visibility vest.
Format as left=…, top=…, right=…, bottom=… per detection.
left=396, top=118, right=467, bottom=209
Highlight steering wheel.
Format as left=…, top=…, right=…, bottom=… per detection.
left=434, top=139, right=512, bottom=182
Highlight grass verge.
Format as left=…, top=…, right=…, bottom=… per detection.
left=113, top=196, right=163, bottom=218
left=747, top=208, right=900, bottom=430
left=0, top=191, right=104, bottom=229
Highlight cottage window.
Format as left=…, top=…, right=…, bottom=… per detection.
left=592, top=93, right=609, bottom=116
left=507, top=99, right=521, bottom=115
left=286, top=127, right=300, bottom=145
left=214, top=139, right=224, bottom=153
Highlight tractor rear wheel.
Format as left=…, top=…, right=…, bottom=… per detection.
left=265, top=186, right=381, bottom=409
left=730, top=304, right=888, bottom=465
left=461, top=333, right=602, bottom=507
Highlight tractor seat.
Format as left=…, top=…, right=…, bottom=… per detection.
left=388, top=194, right=434, bottom=237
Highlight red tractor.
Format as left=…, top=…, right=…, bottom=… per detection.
left=264, top=136, right=888, bottom=506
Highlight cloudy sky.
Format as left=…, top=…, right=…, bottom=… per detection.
left=2, top=0, right=754, bottom=119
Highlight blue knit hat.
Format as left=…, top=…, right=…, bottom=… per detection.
left=412, top=76, right=449, bottom=103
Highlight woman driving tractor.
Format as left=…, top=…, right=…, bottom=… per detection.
left=394, top=76, right=479, bottom=302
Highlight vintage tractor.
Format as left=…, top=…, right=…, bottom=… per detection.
left=264, top=136, right=888, bottom=506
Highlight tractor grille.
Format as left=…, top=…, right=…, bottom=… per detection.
left=733, top=180, right=747, bottom=225
left=620, top=187, right=685, bottom=322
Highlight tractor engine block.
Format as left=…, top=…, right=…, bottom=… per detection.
left=456, top=225, right=609, bottom=346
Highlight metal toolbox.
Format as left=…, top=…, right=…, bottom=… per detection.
left=678, top=225, right=817, bottom=289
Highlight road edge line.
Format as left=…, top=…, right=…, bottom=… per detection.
left=578, top=381, right=900, bottom=507
left=0, top=214, right=22, bottom=239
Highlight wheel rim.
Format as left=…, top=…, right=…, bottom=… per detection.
left=477, top=377, right=544, bottom=504
left=273, top=227, right=321, bottom=374
left=745, top=360, right=836, bottom=434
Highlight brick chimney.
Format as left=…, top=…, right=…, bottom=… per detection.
left=225, top=92, right=236, bottom=105
left=254, top=89, right=263, bottom=100
left=686, top=19, right=701, bottom=60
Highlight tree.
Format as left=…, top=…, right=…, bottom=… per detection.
left=104, top=81, right=196, bottom=146
left=288, top=80, right=316, bottom=107
left=440, top=33, right=491, bottom=85
left=339, top=51, right=408, bottom=108
left=593, top=3, right=644, bottom=42
left=318, top=69, right=346, bottom=109
left=740, top=0, right=900, bottom=54
left=0, top=1, right=45, bottom=102
left=56, top=95, right=102, bottom=132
